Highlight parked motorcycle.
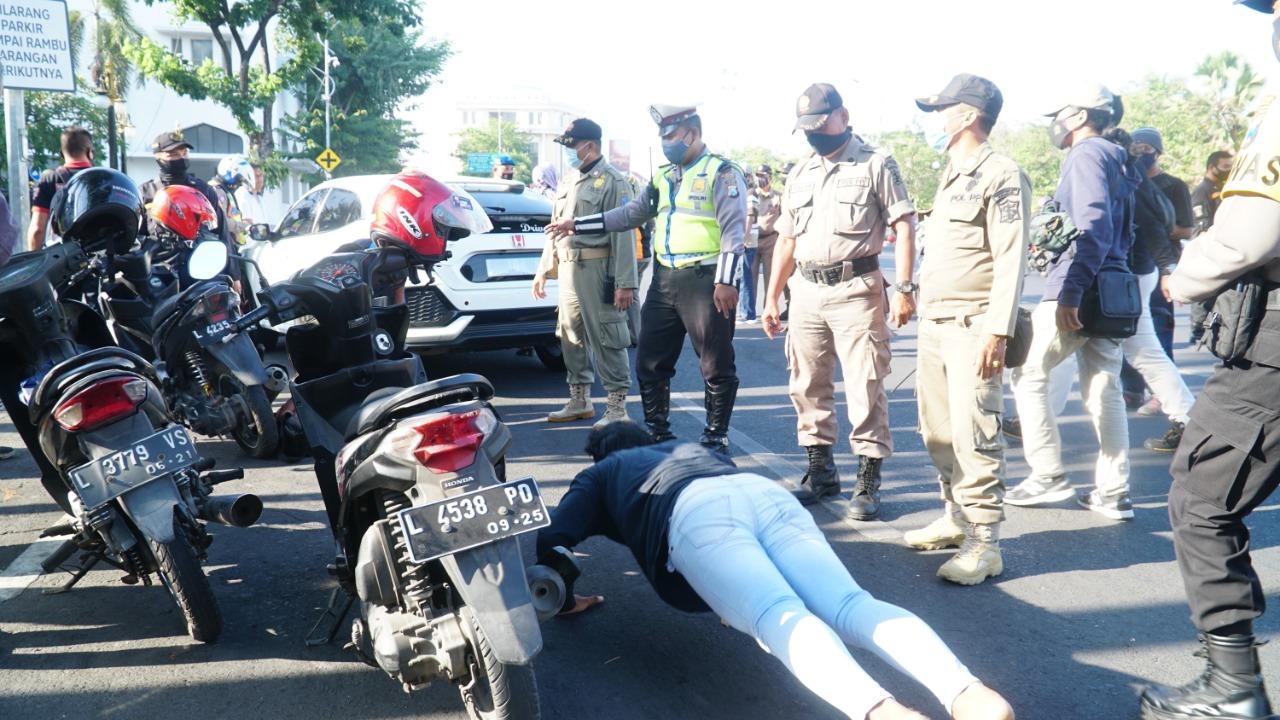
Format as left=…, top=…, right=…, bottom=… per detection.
left=0, top=168, right=261, bottom=643
left=95, top=185, right=281, bottom=458
left=232, top=172, right=568, bottom=718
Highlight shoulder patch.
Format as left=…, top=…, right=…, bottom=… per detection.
left=1224, top=95, right=1280, bottom=203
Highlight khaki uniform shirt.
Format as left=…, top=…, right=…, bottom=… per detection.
left=776, top=137, right=915, bottom=263
left=755, top=186, right=781, bottom=236
left=919, top=144, right=1031, bottom=338
left=538, top=159, right=639, bottom=290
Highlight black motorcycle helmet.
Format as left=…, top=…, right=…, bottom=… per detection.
left=51, top=168, right=143, bottom=254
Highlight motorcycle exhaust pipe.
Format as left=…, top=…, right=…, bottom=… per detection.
left=263, top=364, right=289, bottom=399
left=528, top=546, right=582, bottom=623
left=198, top=493, right=263, bottom=528
left=527, top=565, right=568, bottom=623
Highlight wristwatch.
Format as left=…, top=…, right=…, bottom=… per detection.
left=895, top=280, right=918, bottom=294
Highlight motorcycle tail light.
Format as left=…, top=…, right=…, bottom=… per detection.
left=53, top=377, right=148, bottom=431
left=385, top=407, right=496, bottom=474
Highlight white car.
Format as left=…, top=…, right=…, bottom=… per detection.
left=241, top=174, right=563, bottom=368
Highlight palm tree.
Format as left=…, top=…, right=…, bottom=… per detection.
left=1194, top=51, right=1266, bottom=148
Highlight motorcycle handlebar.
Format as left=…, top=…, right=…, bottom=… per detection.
left=231, top=303, right=272, bottom=335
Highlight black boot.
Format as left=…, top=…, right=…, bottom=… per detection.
left=640, top=380, right=675, bottom=443
left=1140, top=633, right=1273, bottom=719
left=792, top=445, right=841, bottom=505
left=847, top=456, right=882, bottom=520
left=697, top=378, right=739, bottom=454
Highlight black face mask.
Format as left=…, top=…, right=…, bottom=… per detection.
left=158, top=157, right=190, bottom=182
left=805, top=128, right=852, bottom=157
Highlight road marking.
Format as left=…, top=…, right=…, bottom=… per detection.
left=672, top=395, right=901, bottom=541
left=0, top=538, right=60, bottom=602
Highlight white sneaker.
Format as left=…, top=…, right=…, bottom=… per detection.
left=1005, top=475, right=1074, bottom=506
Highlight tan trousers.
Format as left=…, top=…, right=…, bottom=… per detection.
left=917, top=315, right=1006, bottom=524
left=785, top=272, right=892, bottom=457
left=557, top=256, right=632, bottom=393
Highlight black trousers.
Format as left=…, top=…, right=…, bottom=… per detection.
left=635, top=263, right=737, bottom=386
left=1169, top=354, right=1280, bottom=633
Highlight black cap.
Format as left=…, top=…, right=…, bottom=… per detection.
left=795, top=83, right=843, bottom=132
left=554, top=118, right=603, bottom=146
left=755, top=164, right=772, bottom=175
left=1236, top=0, right=1274, bottom=12
left=151, top=130, right=194, bottom=153
left=915, top=74, right=1003, bottom=120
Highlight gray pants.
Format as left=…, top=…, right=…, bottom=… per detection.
left=557, top=256, right=632, bottom=393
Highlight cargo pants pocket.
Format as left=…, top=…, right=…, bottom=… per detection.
left=1178, top=399, right=1264, bottom=512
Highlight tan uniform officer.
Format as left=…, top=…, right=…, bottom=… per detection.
left=534, top=118, right=638, bottom=428
left=762, top=83, right=917, bottom=521
left=904, top=74, right=1029, bottom=587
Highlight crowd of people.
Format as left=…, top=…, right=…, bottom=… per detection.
left=534, top=0, right=1280, bottom=710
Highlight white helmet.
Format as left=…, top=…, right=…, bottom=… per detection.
left=216, top=154, right=254, bottom=187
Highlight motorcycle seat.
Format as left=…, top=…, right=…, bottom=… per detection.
left=152, top=278, right=226, bottom=323
left=343, top=373, right=495, bottom=442
left=344, top=387, right=405, bottom=441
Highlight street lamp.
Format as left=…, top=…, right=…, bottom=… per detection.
left=91, top=86, right=118, bottom=170
left=113, top=100, right=128, bottom=174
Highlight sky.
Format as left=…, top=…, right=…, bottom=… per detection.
left=403, top=0, right=1280, bottom=170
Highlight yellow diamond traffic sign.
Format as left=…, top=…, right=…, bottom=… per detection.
left=316, top=148, right=342, bottom=173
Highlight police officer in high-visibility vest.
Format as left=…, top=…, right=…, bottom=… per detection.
left=546, top=103, right=748, bottom=452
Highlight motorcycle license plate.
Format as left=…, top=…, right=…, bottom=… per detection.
left=193, top=318, right=236, bottom=348
left=68, top=426, right=199, bottom=508
left=397, top=477, right=550, bottom=564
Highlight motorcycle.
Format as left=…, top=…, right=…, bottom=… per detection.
left=93, top=189, right=281, bottom=459
left=231, top=239, right=569, bottom=718
left=0, top=239, right=262, bottom=643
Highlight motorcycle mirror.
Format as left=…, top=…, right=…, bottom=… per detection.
left=247, top=223, right=273, bottom=242
left=188, top=240, right=229, bottom=280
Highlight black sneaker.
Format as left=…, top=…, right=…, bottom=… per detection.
left=0, top=446, right=14, bottom=460
left=1144, top=421, right=1185, bottom=453
left=1001, top=416, right=1022, bottom=442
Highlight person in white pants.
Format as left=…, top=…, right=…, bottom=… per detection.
left=1121, top=270, right=1195, bottom=452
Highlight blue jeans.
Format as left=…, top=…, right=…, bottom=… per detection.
left=737, top=247, right=757, bottom=320
left=668, top=473, right=978, bottom=719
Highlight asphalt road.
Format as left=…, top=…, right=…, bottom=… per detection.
left=2, top=254, right=1279, bottom=720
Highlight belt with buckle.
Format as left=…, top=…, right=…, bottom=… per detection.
left=558, top=246, right=611, bottom=262
left=797, top=256, right=879, bottom=285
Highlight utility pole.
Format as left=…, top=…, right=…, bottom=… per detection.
left=3, top=58, right=30, bottom=251
left=322, top=35, right=334, bottom=180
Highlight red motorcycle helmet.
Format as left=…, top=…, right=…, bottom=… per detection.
left=370, top=171, right=492, bottom=266
left=148, top=185, right=217, bottom=241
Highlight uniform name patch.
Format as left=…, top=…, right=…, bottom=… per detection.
left=837, top=178, right=871, bottom=187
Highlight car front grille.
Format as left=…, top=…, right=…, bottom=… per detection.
left=405, top=287, right=457, bottom=327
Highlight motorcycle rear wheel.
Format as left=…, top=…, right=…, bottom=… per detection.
left=460, top=607, right=540, bottom=720
left=150, top=514, right=222, bottom=643
left=223, top=375, right=279, bottom=459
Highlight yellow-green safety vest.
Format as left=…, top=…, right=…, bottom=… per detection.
left=655, top=154, right=733, bottom=265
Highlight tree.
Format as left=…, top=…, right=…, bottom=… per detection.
left=124, top=0, right=418, bottom=156
left=1195, top=51, right=1264, bottom=150
left=454, top=118, right=534, bottom=181
left=86, top=0, right=142, bottom=102
left=991, top=123, right=1062, bottom=203
left=282, top=15, right=450, bottom=178
left=878, top=128, right=943, bottom=212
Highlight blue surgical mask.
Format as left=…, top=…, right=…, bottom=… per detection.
left=923, top=111, right=960, bottom=153
left=661, top=137, right=690, bottom=165
left=564, top=146, right=584, bottom=170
